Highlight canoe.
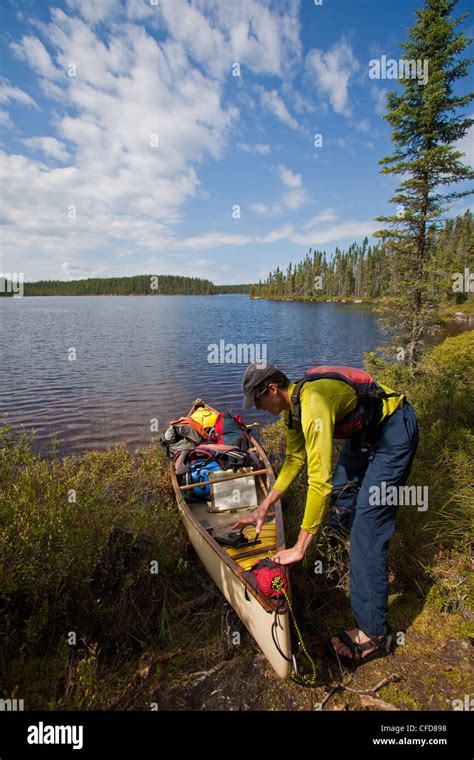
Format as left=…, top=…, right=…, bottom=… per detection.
left=169, top=399, right=293, bottom=679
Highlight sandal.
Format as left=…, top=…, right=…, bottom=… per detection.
left=326, top=628, right=393, bottom=669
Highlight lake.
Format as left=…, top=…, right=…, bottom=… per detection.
left=1, top=294, right=389, bottom=456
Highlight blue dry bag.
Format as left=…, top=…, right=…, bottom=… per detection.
left=188, top=460, right=222, bottom=500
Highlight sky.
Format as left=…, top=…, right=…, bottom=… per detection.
left=0, top=0, right=473, bottom=284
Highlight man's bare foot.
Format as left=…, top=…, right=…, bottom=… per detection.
left=330, top=628, right=379, bottom=660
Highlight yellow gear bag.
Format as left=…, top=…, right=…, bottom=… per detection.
left=190, top=407, right=219, bottom=429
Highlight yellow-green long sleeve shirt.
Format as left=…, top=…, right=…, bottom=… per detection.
left=273, top=379, right=405, bottom=536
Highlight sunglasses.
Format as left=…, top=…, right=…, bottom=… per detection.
left=254, top=385, right=269, bottom=404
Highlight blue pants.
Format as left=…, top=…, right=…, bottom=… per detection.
left=327, top=401, right=419, bottom=636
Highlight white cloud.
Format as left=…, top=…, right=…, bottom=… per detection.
left=275, top=163, right=307, bottom=209
left=65, top=0, right=118, bottom=25
left=56, top=252, right=222, bottom=280
left=354, top=118, right=370, bottom=133
left=60, top=260, right=102, bottom=279
left=258, top=86, right=299, bottom=130
left=283, top=188, right=307, bottom=210
left=259, top=223, right=294, bottom=243
left=124, top=0, right=157, bottom=22
left=303, top=208, right=338, bottom=229
left=306, top=40, right=359, bottom=117
left=149, top=0, right=301, bottom=79
left=0, top=78, right=37, bottom=133
left=20, top=136, right=69, bottom=161
left=249, top=202, right=281, bottom=215
left=276, top=164, right=301, bottom=189
left=327, top=137, right=347, bottom=148
left=370, top=85, right=388, bottom=116
left=237, top=142, right=271, bottom=155
left=179, top=231, right=253, bottom=250
left=1, top=14, right=240, bottom=264
left=293, top=91, right=317, bottom=114
left=2, top=1, right=303, bottom=276
left=10, top=36, right=60, bottom=80
left=0, top=79, right=37, bottom=108
left=260, top=218, right=377, bottom=246
left=455, top=116, right=474, bottom=169
left=250, top=162, right=307, bottom=216
left=0, top=111, right=13, bottom=128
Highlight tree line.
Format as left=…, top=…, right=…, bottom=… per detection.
left=0, top=275, right=251, bottom=297
left=250, top=211, right=473, bottom=303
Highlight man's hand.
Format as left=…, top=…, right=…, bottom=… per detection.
left=273, top=545, right=305, bottom=566
left=273, top=528, right=314, bottom=566
left=231, top=489, right=281, bottom=537
left=231, top=504, right=268, bottom=537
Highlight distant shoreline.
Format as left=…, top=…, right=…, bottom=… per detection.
left=0, top=274, right=251, bottom=298
left=0, top=292, right=246, bottom=297
left=250, top=294, right=474, bottom=323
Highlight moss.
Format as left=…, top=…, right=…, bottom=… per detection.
left=442, top=301, right=474, bottom=317
left=381, top=685, right=421, bottom=710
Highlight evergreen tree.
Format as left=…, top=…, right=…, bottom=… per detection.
left=251, top=212, right=473, bottom=304
left=375, top=0, right=473, bottom=368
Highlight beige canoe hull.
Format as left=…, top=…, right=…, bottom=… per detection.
left=178, top=504, right=293, bottom=680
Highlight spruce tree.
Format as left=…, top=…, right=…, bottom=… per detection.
left=375, top=0, right=473, bottom=368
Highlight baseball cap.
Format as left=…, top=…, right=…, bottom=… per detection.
left=242, top=362, right=279, bottom=409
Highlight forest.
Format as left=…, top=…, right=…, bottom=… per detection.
left=0, top=275, right=251, bottom=296
left=250, top=210, right=474, bottom=304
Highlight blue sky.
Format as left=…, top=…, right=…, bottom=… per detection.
left=0, top=0, right=472, bottom=284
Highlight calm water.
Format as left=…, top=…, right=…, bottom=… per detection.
left=0, top=295, right=387, bottom=456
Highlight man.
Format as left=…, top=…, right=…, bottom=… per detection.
left=234, top=362, right=419, bottom=667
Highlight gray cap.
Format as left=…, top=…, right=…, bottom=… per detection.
left=242, top=362, right=279, bottom=409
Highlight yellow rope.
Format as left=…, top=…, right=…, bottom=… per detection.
left=263, top=550, right=317, bottom=687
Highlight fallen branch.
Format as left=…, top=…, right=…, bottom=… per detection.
left=181, top=660, right=231, bottom=686
left=320, top=674, right=401, bottom=710
left=359, top=695, right=400, bottom=711
left=343, top=673, right=401, bottom=695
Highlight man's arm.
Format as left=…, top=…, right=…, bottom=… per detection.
left=274, top=388, right=336, bottom=566
left=299, top=388, right=336, bottom=535
left=272, top=413, right=306, bottom=494
left=233, top=414, right=306, bottom=536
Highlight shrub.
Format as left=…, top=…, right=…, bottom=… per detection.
left=0, top=430, right=192, bottom=706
